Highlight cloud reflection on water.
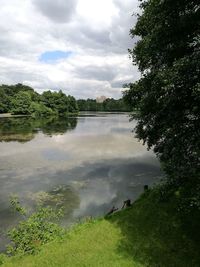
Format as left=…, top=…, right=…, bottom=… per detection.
left=0, top=113, right=162, bottom=250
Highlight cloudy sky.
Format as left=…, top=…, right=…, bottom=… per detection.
left=0, top=0, right=140, bottom=99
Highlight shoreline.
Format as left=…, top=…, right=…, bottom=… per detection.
left=0, top=113, right=30, bottom=118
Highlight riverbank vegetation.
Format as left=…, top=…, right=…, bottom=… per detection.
left=123, top=0, right=200, bottom=216
left=1, top=187, right=200, bottom=267
left=0, top=84, right=131, bottom=116
left=77, top=98, right=131, bottom=112
left=0, top=84, right=78, bottom=117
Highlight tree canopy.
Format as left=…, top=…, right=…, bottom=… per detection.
left=11, top=91, right=32, bottom=115
left=0, top=84, right=79, bottom=117
left=124, top=0, right=200, bottom=186
left=77, top=98, right=131, bottom=112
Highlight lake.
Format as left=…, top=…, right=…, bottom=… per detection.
left=0, top=112, right=162, bottom=250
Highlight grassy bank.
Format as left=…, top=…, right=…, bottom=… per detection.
left=2, top=189, right=200, bottom=267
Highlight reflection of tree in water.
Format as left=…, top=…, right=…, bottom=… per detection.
left=41, top=117, right=77, bottom=136
left=0, top=116, right=77, bottom=142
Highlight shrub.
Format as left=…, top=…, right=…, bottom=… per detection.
left=7, top=197, right=64, bottom=255
left=30, top=102, right=55, bottom=117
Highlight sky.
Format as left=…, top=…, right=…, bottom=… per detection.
left=0, top=0, right=140, bottom=99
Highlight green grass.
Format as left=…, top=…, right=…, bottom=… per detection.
left=2, top=189, right=200, bottom=267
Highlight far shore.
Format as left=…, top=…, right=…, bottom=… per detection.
left=0, top=113, right=31, bottom=118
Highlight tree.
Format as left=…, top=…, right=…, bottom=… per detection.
left=11, top=91, right=32, bottom=115
left=0, top=89, right=11, bottom=113
left=77, top=98, right=131, bottom=112
left=30, top=102, right=55, bottom=117
left=0, top=83, right=34, bottom=97
left=124, top=0, right=200, bottom=185
left=0, top=85, right=79, bottom=116
left=67, top=95, right=78, bottom=113
left=0, top=84, right=40, bottom=113
left=41, top=90, right=78, bottom=115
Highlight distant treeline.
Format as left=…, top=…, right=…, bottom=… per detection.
left=0, top=84, right=131, bottom=117
left=0, top=84, right=78, bottom=117
left=77, top=98, right=131, bottom=112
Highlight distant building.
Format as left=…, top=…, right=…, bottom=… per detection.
left=96, top=95, right=107, bottom=103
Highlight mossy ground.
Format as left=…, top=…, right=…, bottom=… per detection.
left=2, top=189, right=200, bottom=267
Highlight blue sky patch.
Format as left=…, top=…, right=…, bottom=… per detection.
left=39, top=50, right=73, bottom=63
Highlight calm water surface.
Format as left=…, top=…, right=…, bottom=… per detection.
left=0, top=112, right=162, bottom=250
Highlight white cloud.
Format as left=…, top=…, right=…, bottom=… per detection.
left=0, top=0, right=140, bottom=98
left=76, top=0, right=118, bottom=29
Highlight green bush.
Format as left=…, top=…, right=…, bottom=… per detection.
left=30, top=102, right=55, bottom=117
left=11, top=91, right=32, bottom=115
left=7, top=197, right=64, bottom=255
left=0, top=254, right=7, bottom=265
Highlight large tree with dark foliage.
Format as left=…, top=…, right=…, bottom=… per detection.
left=124, top=0, right=200, bottom=187
left=41, top=90, right=78, bottom=115
left=0, top=84, right=38, bottom=113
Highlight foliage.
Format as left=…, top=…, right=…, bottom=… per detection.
left=0, top=84, right=79, bottom=116
left=0, top=84, right=38, bottom=113
left=30, top=102, right=55, bottom=117
left=41, top=90, right=78, bottom=115
left=0, top=84, right=34, bottom=98
left=77, top=99, right=97, bottom=111
left=2, top=188, right=200, bottom=267
left=11, top=91, right=32, bottom=115
left=67, top=95, right=79, bottom=113
left=77, top=98, right=131, bottom=111
left=0, top=254, right=7, bottom=266
left=10, top=195, right=27, bottom=216
left=7, top=197, right=64, bottom=255
left=0, top=90, right=11, bottom=113
left=123, top=0, right=200, bottom=186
